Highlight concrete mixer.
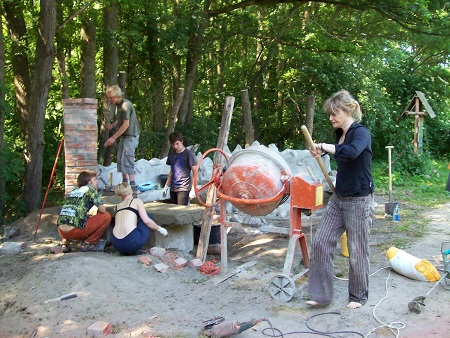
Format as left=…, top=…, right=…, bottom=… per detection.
left=193, top=144, right=324, bottom=302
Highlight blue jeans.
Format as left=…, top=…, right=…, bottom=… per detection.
left=112, top=217, right=150, bottom=255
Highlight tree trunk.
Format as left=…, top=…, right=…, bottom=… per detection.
left=0, top=13, right=6, bottom=216
left=160, top=88, right=184, bottom=159
left=146, top=20, right=165, bottom=131
left=177, top=1, right=211, bottom=125
left=305, top=95, right=315, bottom=149
left=100, top=2, right=119, bottom=166
left=55, top=2, right=69, bottom=99
left=22, top=0, right=57, bottom=213
left=3, top=1, right=31, bottom=142
left=240, top=89, right=254, bottom=148
left=80, top=16, right=96, bottom=98
left=177, top=35, right=201, bottom=125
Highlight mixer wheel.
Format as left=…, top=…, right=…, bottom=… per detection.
left=269, top=274, right=296, bottom=302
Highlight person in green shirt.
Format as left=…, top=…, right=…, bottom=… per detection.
left=57, top=170, right=112, bottom=253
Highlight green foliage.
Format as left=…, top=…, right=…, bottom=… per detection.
left=0, top=142, right=25, bottom=225
left=372, top=159, right=449, bottom=206
left=2, top=0, right=450, bottom=223
left=135, top=130, right=167, bottom=160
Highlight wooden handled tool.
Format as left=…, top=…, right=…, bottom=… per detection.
left=301, top=125, right=335, bottom=193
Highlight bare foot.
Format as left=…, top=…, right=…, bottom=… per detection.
left=346, top=301, right=362, bottom=309
left=305, top=300, right=318, bottom=307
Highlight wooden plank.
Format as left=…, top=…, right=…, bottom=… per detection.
left=402, top=91, right=436, bottom=118
left=416, top=91, right=436, bottom=118
left=196, top=96, right=235, bottom=268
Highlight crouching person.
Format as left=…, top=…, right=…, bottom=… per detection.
left=57, top=170, right=112, bottom=253
left=112, top=183, right=168, bottom=255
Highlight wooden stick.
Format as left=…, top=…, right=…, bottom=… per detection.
left=301, top=125, right=335, bottom=192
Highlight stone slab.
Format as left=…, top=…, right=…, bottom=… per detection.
left=0, top=242, right=26, bottom=255
left=101, top=199, right=203, bottom=252
left=149, top=224, right=194, bottom=252
left=102, top=198, right=204, bottom=226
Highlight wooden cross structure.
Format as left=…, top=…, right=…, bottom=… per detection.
left=402, top=91, right=436, bottom=153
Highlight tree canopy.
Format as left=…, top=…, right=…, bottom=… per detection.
left=1, top=0, right=449, bottom=222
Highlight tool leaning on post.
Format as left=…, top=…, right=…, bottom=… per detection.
left=300, top=125, right=349, bottom=257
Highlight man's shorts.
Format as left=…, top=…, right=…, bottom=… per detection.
left=117, top=136, right=139, bottom=174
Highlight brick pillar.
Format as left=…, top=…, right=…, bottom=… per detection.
left=63, top=98, right=98, bottom=195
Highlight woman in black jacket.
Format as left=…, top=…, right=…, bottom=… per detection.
left=306, top=90, right=375, bottom=309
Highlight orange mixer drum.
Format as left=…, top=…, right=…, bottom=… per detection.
left=219, top=144, right=291, bottom=216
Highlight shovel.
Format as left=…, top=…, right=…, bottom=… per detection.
left=408, top=271, right=449, bottom=313
left=408, top=244, right=450, bottom=313
left=384, top=146, right=396, bottom=216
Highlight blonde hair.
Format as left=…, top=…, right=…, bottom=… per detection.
left=115, top=182, right=133, bottom=197
left=323, top=90, right=362, bottom=121
left=106, top=85, right=123, bottom=98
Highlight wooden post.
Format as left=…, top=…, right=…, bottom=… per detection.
left=118, top=71, right=127, bottom=97
left=240, top=89, right=254, bottom=148
left=305, top=95, right=315, bottom=150
left=196, top=96, right=235, bottom=271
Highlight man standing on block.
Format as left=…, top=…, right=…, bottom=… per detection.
left=104, top=85, right=140, bottom=189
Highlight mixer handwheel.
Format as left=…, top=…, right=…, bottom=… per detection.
left=268, top=275, right=296, bottom=302
left=192, top=148, right=229, bottom=208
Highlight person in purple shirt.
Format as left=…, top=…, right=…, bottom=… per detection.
left=306, top=90, right=375, bottom=309
left=163, top=131, right=197, bottom=205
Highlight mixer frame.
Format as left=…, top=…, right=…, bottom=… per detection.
left=193, top=147, right=324, bottom=301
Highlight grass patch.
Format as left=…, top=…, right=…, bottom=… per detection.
left=372, top=159, right=450, bottom=207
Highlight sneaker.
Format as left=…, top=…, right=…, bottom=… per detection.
left=81, top=239, right=106, bottom=252
left=61, top=242, right=71, bottom=253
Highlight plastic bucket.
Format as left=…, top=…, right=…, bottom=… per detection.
left=193, top=222, right=220, bottom=245
left=159, top=174, right=169, bottom=187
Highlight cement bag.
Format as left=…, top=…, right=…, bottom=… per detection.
left=386, top=247, right=441, bottom=282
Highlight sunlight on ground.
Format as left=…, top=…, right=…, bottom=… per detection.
left=242, top=238, right=273, bottom=248
left=259, top=248, right=287, bottom=257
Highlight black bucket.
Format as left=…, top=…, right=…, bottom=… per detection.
left=193, top=222, right=221, bottom=245
left=159, top=174, right=169, bottom=187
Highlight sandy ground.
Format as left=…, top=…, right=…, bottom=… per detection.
left=0, top=194, right=449, bottom=338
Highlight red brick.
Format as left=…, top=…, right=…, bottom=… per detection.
left=65, top=154, right=88, bottom=161
left=174, top=257, right=188, bottom=268
left=188, top=258, right=203, bottom=268
left=154, top=262, right=169, bottom=273
left=138, top=255, right=153, bottom=266
left=87, top=321, right=112, bottom=337
left=150, top=247, right=166, bottom=257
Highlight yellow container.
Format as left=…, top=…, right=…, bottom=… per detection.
left=340, top=232, right=349, bottom=257
left=386, top=247, right=441, bottom=282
